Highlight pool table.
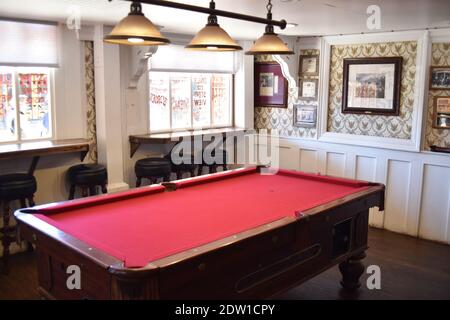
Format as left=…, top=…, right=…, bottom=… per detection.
left=15, top=166, right=385, bottom=300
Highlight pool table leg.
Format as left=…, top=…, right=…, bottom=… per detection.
left=339, top=251, right=366, bottom=291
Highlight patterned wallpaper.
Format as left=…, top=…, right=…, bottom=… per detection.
left=254, top=50, right=319, bottom=138
left=84, top=41, right=98, bottom=163
left=327, top=41, right=417, bottom=139
left=424, top=43, right=450, bottom=149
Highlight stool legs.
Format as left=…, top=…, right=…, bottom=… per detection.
left=136, top=177, right=142, bottom=188
left=1, top=200, right=11, bottom=273
left=88, top=186, right=96, bottom=197
left=27, top=196, right=35, bottom=207
left=81, top=187, right=88, bottom=198
left=69, top=185, right=76, bottom=200
left=101, top=183, right=107, bottom=194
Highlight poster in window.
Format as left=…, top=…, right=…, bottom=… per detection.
left=211, top=74, right=231, bottom=126
left=149, top=72, right=170, bottom=131
left=171, top=76, right=191, bottom=129
left=192, top=75, right=211, bottom=128
left=255, top=62, right=288, bottom=108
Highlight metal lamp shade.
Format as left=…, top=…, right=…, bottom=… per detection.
left=246, top=31, right=294, bottom=55
left=186, top=24, right=242, bottom=52
left=104, top=13, right=170, bottom=46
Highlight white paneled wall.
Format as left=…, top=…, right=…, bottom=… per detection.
left=258, top=137, right=450, bottom=244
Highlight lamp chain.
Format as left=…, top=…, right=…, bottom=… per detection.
left=266, top=0, right=273, bottom=14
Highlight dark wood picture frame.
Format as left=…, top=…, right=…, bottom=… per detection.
left=342, top=57, right=403, bottom=116
left=433, top=96, right=450, bottom=129
left=430, top=66, right=450, bottom=91
left=299, top=79, right=319, bottom=101
left=299, top=54, right=320, bottom=77
left=254, top=62, right=288, bottom=108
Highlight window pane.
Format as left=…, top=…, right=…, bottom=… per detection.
left=192, top=74, right=211, bottom=128
left=149, top=72, right=170, bottom=131
left=171, top=75, right=191, bottom=129
left=0, top=70, right=16, bottom=142
left=18, top=70, right=51, bottom=140
left=211, top=74, right=232, bottom=126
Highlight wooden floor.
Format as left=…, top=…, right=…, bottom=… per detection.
left=1, top=228, right=450, bottom=300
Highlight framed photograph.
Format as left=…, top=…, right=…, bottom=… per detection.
left=430, top=66, right=450, bottom=90
left=299, top=79, right=318, bottom=101
left=294, top=104, right=317, bottom=128
left=342, top=57, right=403, bottom=116
left=299, top=54, right=319, bottom=76
left=254, top=62, right=288, bottom=108
left=433, top=96, right=450, bottom=129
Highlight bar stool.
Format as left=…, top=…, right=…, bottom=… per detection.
left=201, top=149, right=229, bottom=174
left=68, top=164, right=108, bottom=200
left=165, top=151, right=199, bottom=180
left=135, top=158, right=172, bottom=187
left=0, top=173, right=37, bottom=273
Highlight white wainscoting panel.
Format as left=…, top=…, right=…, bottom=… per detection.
left=384, top=160, right=412, bottom=235
left=326, top=152, right=346, bottom=178
left=299, top=149, right=319, bottom=174
left=419, top=164, right=450, bottom=243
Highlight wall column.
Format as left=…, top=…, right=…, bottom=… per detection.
left=93, top=25, right=129, bottom=192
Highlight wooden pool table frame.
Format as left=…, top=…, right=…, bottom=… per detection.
left=15, top=167, right=385, bottom=300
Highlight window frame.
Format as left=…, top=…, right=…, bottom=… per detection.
left=0, top=66, right=55, bottom=144
left=148, top=69, right=235, bottom=134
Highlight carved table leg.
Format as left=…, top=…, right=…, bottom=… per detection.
left=339, top=251, right=366, bottom=291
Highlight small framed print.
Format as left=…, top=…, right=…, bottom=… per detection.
left=299, top=79, right=318, bottom=100
left=299, top=55, right=319, bottom=76
left=294, top=104, right=317, bottom=128
left=254, top=62, right=288, bottom=108
left=433, top=96, right=450, bottom=129
left=342, top=57, right=402, bottom=116
left=430, top=66, right=450, bottom=90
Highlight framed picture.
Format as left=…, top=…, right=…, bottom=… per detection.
left=294, top=104, right=317, bottom=128
left=430, top=66, right=450, bottom=90
left=299, top=79, right=318, bottom=100
left=433, top=96, right=450, bottom=129
left=342, top=57, right=403, bottom=116
left=299, top=54, right=319, bottom=76
left=254, top=62, right=288, bottom=108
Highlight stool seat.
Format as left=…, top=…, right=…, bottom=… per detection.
left=0, top=173, right=37, bottom=200
left=68, top=164, right=107, bottom=185
left=135, top=158, right=172, bottom=187
left=67, top=164, right=108, bottom=200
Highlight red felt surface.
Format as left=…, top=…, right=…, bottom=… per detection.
left=34, top=168, right=369, bottom=268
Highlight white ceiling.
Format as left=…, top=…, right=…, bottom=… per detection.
left=0, top=0, right=449, bottom=39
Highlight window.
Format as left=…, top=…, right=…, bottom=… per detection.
left=0, top=67, right=53, bottom=143
left=149, top=72, right=233, bottom=132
